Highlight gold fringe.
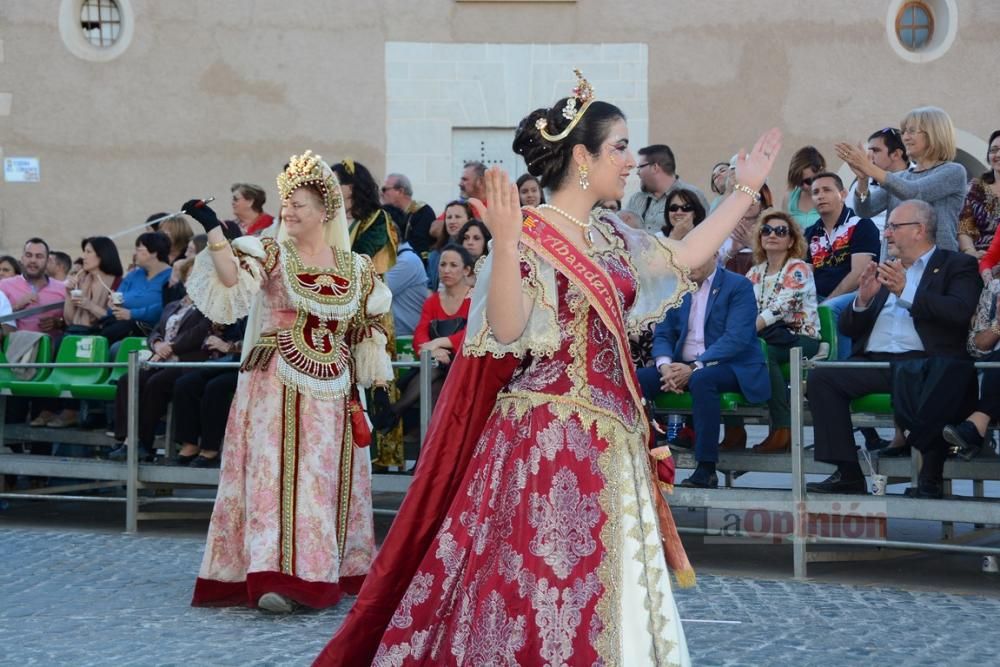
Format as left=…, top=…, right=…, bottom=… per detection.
left=241, top=340, right=277, bottom=372
left=674, top=568, right=697, bottom=589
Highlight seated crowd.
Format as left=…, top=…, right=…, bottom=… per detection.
left=2, top=108, right=999, bottom=503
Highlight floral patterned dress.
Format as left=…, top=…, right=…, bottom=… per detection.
left=187, top=237, right=393, bottom=609
left=370, top=218, right=693, bottom=666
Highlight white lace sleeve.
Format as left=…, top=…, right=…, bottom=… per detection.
left=351, top=259, right=394, bottom=387
left=602, top=214, right=695, bottom=334
left=462, top=244, right=561, bottom=359
left=186, top=237, right=273, bottom=325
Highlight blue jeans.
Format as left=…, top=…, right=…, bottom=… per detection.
left=821, top=291, right=857, bottom=360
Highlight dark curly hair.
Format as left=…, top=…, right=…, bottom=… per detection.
left=661, top=188, right=707, bottom=237
left=512, top=99, right=626, bottom=192
left=330, top=160, right=382, bottom=222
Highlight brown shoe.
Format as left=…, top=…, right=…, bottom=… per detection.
left=718, top=426, right=747, bottom=451
left=752, top=427, right=791, bottom=453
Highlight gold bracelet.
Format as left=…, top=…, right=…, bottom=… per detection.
left=990, top=320, right=1000, bottom=337
left=733, top=183, right=761, bottom=203
left=207, top=240, right=230, bottom=252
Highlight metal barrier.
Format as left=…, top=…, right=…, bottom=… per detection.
left=0, top=348, right=435, bottom=532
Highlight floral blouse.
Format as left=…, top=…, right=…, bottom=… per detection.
left=746, top=258, right=820, bottom=339
left=967, top=279, right=1000, bottom=357
left=958, top=177, right=1000, bottom=252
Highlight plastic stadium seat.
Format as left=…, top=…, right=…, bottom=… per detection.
left=5, top=335, right=108, bottom=398
left=817, top=305, right=839, bottom=361
left=851, top=393, right=892, bottom=415
left=69, top=337, right=148, bottom=401
left=0, top=334, right=54, bottom=391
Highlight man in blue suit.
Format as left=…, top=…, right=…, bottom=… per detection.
left=637, top=257, right=770, bottom=487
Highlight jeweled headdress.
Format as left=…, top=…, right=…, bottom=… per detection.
left=535, top=69, right=595, bottom=143
left=277, top=150, right=343, bottom=219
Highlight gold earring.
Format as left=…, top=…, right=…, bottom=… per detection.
left=578, top=164, right=590, bottom=190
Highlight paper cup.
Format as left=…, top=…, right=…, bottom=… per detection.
left=871, top=474, right=887, bottom=496
left=110, top=291, right=124, bottom=306
left=70, top=289, right=83, bottom=298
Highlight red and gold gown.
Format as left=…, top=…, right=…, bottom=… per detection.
left=316, top=211, right=695, bottom=666
left=186, top=236, right=393, bottom=609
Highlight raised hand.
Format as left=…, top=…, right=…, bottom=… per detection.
left=734, top=128, right=782, bottom=193
left=181, top=199, right=222, bottom=233
left=469, top=167, right=522, bottom=250
left=835, top=141, right=873, bottom=180
left=856, top=262, right=881, bottom=307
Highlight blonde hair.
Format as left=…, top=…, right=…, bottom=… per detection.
left=901, top=106, right=956, bottom=162
left=752, top=209, right=807, bottom=265
left=159, top=215, right=194, bottom=260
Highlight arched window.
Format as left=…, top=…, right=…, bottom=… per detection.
left=896, top=1, right=934, bottom=51
left=80, top=0, right=122, bottom=48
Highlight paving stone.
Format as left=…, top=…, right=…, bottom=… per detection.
left=2, top=526, right=1000, bottom=665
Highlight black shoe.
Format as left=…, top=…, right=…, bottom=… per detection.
left=189, top=454, right=220, bottom=468
left=680, top=466, right=718, bottom=488
left=859, top=428, right=889, bottom=451
left=106, top=444, right=154, bottom=463
left=942, top=421, right=984, bottom=461
left=903, top=479, right=944, bottom=499
left=806, top=470, right=867, bottom=494
left=878, top=444, right=912, bottom=458
left=170, top=452, right=200, bottom=466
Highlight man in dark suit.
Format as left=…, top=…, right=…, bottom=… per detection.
left=806, top=199, right=981, bottom=497
left=637, top=257, right=770, bottom=488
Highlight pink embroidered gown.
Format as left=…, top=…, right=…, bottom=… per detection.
left=369, top=218, right=693, bottom=666
left=188, top=237, right=391, bottom=609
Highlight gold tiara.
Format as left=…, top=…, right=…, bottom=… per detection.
left=277, top=150, right=343, bottom=217
left=535, top=69, right=595, bottom=143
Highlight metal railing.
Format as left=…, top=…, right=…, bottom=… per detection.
left=0, top=348, right=436, bottom=532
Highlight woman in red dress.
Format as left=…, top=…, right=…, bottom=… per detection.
left=316, top=71, right=781, bottom=666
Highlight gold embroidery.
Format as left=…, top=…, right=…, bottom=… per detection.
left=336, top=396, right=353, bottom=562
left=281, top=239, right=359, bottom=311
left=594, top=423, right=622, bottom=666
left=280, top=385, right=299, bottom=575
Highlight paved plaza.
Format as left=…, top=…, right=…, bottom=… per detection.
left=2, top=523, right=999, bottom=666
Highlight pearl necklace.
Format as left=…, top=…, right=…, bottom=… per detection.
left=538, top=204, right=592, bottom=229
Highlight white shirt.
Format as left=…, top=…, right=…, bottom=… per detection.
left=860, top=246, right=935, bottom=354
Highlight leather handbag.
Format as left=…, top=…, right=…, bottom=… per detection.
left=348, top=390, right=372, bottom=448
left=429, top=317, right=466, bottom=339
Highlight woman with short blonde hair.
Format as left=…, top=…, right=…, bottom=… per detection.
left=837, top=105, right=966, bottom=251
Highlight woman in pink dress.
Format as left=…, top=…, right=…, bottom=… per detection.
left=317, top=72, right=781, bottom=665
left=182, top=151, right=394, bottom=613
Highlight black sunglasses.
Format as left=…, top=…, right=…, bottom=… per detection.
left=380, top=185, right=399, bottom=193
left=668, top=204, right=694, bottom=213
left=878, top=127, right=902, bottom=137
left=801, top=177, right=814, bottom=188
left=760, top=224, right=790, bottom=238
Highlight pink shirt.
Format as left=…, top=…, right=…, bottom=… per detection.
left=0, top=275, right=66, bottom=333
left=680, top=270, right=715, bottom=363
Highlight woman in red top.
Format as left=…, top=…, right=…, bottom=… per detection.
left=373, top=244, right=474, bottom=433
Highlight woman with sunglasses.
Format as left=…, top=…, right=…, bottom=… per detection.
left=782, top=146, right=826, bottom=229
left=745, top=210, right=820, bottom=453
left=660, top=188, right=706, bottom=240
left=837, top=106, right=966, bottom=252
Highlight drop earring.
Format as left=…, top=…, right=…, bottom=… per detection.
left=578, top=164, right=590, bottom=190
